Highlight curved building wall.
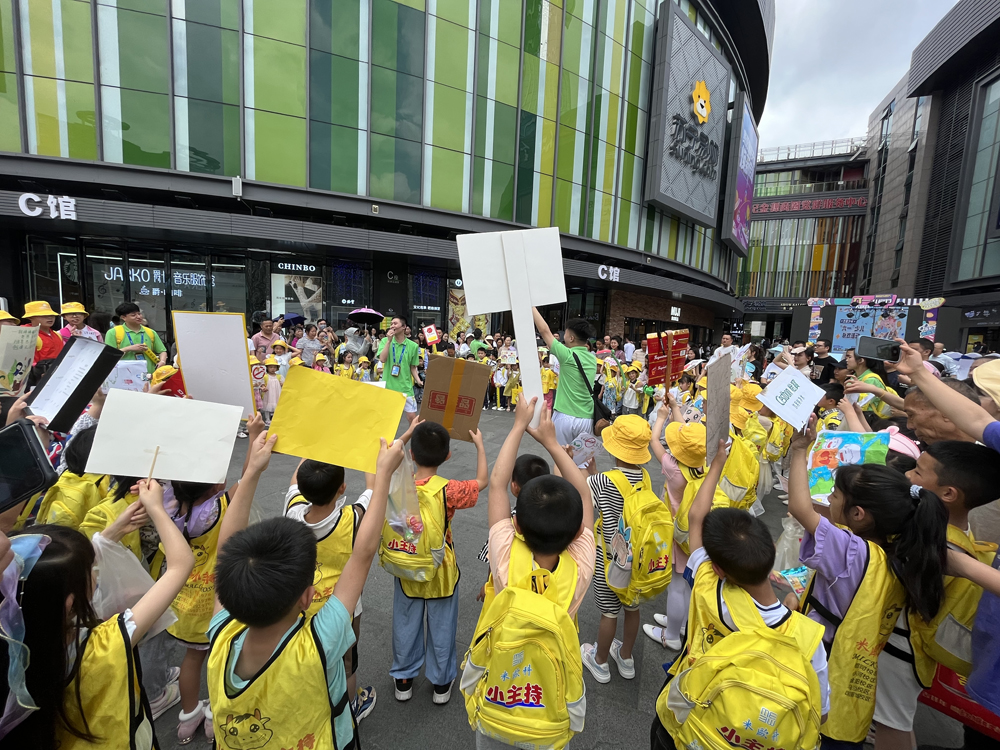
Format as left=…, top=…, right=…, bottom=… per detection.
left=0, top=0, right=770, bottom=285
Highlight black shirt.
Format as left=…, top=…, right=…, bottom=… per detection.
left=810, top=355, right=837, bottom=385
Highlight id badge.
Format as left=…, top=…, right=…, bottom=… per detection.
left=391, top=365, right=401, bottom=377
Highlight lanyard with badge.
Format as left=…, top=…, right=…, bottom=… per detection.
left=390, top=340, right=404, bottom=377
left=125, top=329, right=145, bottom=355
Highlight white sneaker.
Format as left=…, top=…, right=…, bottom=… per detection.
left=149, top=681, right=180, bottom=720
left=643, top=624, right=682, bottom=651
left=609, top=639, right=635, bottom=679
left=580, top=642, right=611, bottom=683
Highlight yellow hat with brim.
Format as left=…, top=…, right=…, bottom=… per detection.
left=23, top=300, right=57, bottom=317
left=151, top=365, right=178, bottom=386
left=664, top=421, right=707, bottom=468
left=315, top=353, right=327, bottom=363
left=973, top=359, right=1000, bottom=409
left=61, top=301, right=88, bottom=315
left=729, top=385, right=747, bottom=429
left=271, top=340, right=289, bottom=350
left=264, top=356, right=279, bottom=367
left=739, top=382, right=763, bottom=412
left=0, top=309, right=18, bottom=323
left=696, top=376, right=708, bottom=389
left=358, top=356, right=369, bottom=363
left=601, top=414, right=652, bottom=465
left=290, top=357, right=304, bottom=366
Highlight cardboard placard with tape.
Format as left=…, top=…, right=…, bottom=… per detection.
left=418, top=356, right=492, bottom=442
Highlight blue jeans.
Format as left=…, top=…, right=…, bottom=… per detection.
left=390, top=578, right=460, bottom=685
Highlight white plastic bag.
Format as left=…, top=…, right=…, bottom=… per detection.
left=773, top=515, right=805, bottom=572
left=387, top=449, right=423, bottom=542
left=91, top=532, right=176, bottom=639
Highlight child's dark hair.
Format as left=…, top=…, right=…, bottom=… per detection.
left=410, top=422, right=451, bottom=467
left=885, top=450, right=917, bottom=475
left=297, top=460, right=346, bottom=506
left=111, top=475, right=139, bottom=502
left=512, top=454, right=550, bottom=490
left=515, top=475, right=582, bottom=554
left=702, top=508, right=775, bottom=586
left=171, top=480, right=219, bottom=516
left=834, top=464, right=947, bottom=621
left=566, top=317, right=595, bottom=342
left=215, top=517, right=317, bottom=627
left=8, top=526, right=99, bottom=749
left=63, top=425, right=98, bottom=476
left=820, top=382, right=844, bottom=403
left=924, top=441, right=1000, bottom=510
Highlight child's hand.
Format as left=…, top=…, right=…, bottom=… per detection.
left=477, top=584, right=486, bottom=602
left=469, top=429, right=484, bottom=447
left=789, top=415, right=817, bottom=453
left=400, top=416, right=424, bottom=445
left=377, top=437, right=405, bottom=475
left=526, top=404, right=557, bottom=447
left=248, top=432, right=279, bottom=475
left=707, top=439, right=728, bottom=475
left=104, top=500, right=150, bottom=541
left=247, top=412, right=266, bottom=440
left=513, top=395, right=537, bottom=430
left=585, top=457, right=598, bottom=476
left=137, top=479, right=165, bottom=513
left=837, top=397, right=853, bottom=414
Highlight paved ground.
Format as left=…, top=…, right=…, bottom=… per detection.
left=152, top=409, right=964, bottom=749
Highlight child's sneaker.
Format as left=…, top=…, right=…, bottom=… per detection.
left=353, top=686, right=377, bottom=723
left=176, top=701, right=206, bottom=745
left=203, top=704, right=214, bottom=740
left=394, top=678, right=413, bottom=701
left=609, top=639, right=635, bottom=679
left=580, top=642, right=611, bottom=683
left=643, top=624, right=682, bottom=651
left=432, top=680, right=453, bottom=705
left=149, top=681, right=180, bottom=720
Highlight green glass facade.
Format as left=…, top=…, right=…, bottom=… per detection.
left=0, top=0, right=739, bottom=283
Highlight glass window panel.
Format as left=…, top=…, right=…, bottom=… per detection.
left=370, top=132, right=421, bottom=203
left=251, top=37, right=306, bottom=117
left=179, top=21, right=240, bottom=105
left=372, top=0, right=424, bottom=77
left=430, top=16, right=472, bottom=92
left=370, top=66, right=422, bottom=141
left=426, top=144, right=467, bottom=211
left=0, top=73, right=19, bottom=152
left=250, top=110, right=307, bottom=186
left=327, top=261, right=371, bottom=329
left=432, top=0, right=474, bottom=27
left=29, top=241, right=82, bottom=311
left=107, top=8, right=169, bottom=94
left=428, top=81, right=470, bottom=152
left=1, top=0, right=16, bottom=73
left=126, top=250, right=169, bottom=335
left=180, top=0, right=240, bottom=30
left=246, top=0, right=306, bottom=45
left=177, top=98, right=240, bottom=175
left=309, top=119, right=363, bottom=194
left=102, top=87, right=171, bottom=167
left=408, top=271, right=445, bottom=327
left=170, top=254, right=209, bottom=312
left=310, top=0, right=364, bottom=59
left=99, top=0, right=167, bottom=14
left=210, top=258, right=247, bottom=314
left=24, top=76, right=97, bottom=158
left=20, top=0, right=95, bottom=83
left=85, top=246, right=127, bottom=318
left=309, top=50, right=363, bottom=128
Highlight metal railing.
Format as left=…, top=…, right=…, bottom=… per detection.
left=757, top=137, right=867, bottom=163
left=737, top=270, right=857, bottom=299
left=753, top=178, right=869, bottom=198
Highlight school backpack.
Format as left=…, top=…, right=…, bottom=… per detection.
left=378, top=475, right=448, bottom=582
left=598, top=469, right=674, bottom=607
left=38, top=472, right=110, bottom=530
left=461, top=541, right=584, bottom=750
left=719, top=433, right=760, bottom=512
left=657, top=590, right=823, bottom=750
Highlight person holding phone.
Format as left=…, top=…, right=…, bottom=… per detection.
left=378, top=315, right=423, bottom=424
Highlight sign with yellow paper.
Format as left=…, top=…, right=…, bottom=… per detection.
left=267, top=365, right=405, bottom=473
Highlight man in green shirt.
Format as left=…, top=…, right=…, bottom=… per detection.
left=378, top=315, right=423, bottom=424
left=532, top=307, right=598, bottom=455
left=469, top=329, right=491, bottom=358
left=105, top=301, right=168, bottom=374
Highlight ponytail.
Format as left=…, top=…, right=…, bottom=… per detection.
left=834, top=464, right=948, bottom=621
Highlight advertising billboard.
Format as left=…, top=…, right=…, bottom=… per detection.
left=720, top=92, right=758, bottom=256
left=644, top=2, right=732, bottom=228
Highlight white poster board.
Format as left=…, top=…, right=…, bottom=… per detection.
left=757, top=366, right=825, bottom=431
left=172, top=312, right=256, bottom=419
left=705, top=354, right=731, bottom=464
left=0, top=325, right=38, bottom=396
left=27, top=337, right=107, bottom=422
left=86, top=389, right=243, bottom=483
left=102, top=360, right=149, bottom=393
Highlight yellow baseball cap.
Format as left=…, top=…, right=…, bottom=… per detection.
left=664, top=421, right=707, bottom=468
left=23, top=300, right=57, bottom=317
left=60, top=301, right=88, bottom=315
left=696, top=376, right=708, bottom=389
left=0, top=309, right=18, bottom=323
left=739, top=382, right=763, bottom=412
left=601, top=414, right=652, bottom=465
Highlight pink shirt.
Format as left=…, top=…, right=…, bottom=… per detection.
left=251, top=331, right=281, bottom=354
left=488, top=518, right=595, bottom=617
left=58, top=324, right=102, bottom=342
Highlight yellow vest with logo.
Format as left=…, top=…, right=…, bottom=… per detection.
left=907, top=525, right=997, bottom=687
left=802, top=538, right=905, bottom=742
left=461, top=537, right=583, bottom=750
left=208, top=614, right=348, bottom=750
left=673, top=465, right=730, bottom=555
left=79, top=488, right=143, bottom=560
left=114, top=324, right=160, bottom=364
left=719, top=433, right=760, bottom=511
left=59, top=614, right=156, bottom=750
left=39, top=472, right=111, bottom=529
left=287, top=495, right=358, bottom=617
left=379, top=476, right=459, bottom=599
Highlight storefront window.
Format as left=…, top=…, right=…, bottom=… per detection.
left=84, top=245, right=127, bottom=320
left=28, top=240, right=83, bottom=311
left=211, top=257, right=248, bottom=315
left=271, top=258, right=323, bottom=323
left=408, top=271, right=446, bottom=329
left=567, top=289, right=606, bottom=334
left=127, top=250, right=169, bottom=335
left=171, top=253, right=209, bottom=313
left=327, top=262, right=372, bottom=330
left=957, top=77, right=1000, bottom=280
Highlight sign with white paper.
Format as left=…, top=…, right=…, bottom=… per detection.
left=102, top=360, right=149, bottom=393
left=0, top=325, right=37, bottom=396
left=569, top=432, right=600, bottom=465
left=705, top=354, right=731, bottom=464
left=173, top=311, right=256, bottom=419
left=757, top=366, right=825, bottom=431
left=27, top=336, right=122, bottom=431
left=86, top=389, right=243, bottom=483
left=457, top=227, right=567, bottom=427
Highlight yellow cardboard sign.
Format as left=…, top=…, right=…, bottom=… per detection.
left=267, top=365, right=405, bottom=473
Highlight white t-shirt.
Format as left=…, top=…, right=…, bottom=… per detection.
left=622, top=382, right=640, bottom=409
left=687, top=547, right=830, bottom=715
left=623, top=342, right=636, bottom=362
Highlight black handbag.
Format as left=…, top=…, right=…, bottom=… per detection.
left=572, top=352, right=611, bottom=429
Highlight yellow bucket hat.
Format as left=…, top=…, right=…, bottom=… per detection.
left=973, top=359, right=1000, bottom=409
left=314, top=353, right=327, bottom=363
left=290, top=356, right=304, bottom=366
left=0, top=309, right=18, bottom=323
left=664, top=421, right=707, bottom=468
left=696, top=376, right=708, bottom=389
left=23, top=300, right=57, bottom=317
left=271, top=340, right=289, bottom=350
left=739, top=382, right=763, bottom=412
left=60, top=301, right=88, bottom=315
left=601, top=414, right=652, bottom=465
left=151, top=365, right=178, bottom=386
left=358, top=356, right=370, bottom=363
left=264, top=356, right=279, bottom=367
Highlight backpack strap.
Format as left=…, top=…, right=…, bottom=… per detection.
left=721, top=581, right=769, bottom=632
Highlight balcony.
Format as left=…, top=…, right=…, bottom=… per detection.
left=737, top=270, right=857, bottom=300
left=757, top=137, right=868, bottom=163
left=753, top=178, right=869, bottom=198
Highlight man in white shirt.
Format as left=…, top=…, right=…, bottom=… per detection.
left=930, top=342, right=959, bottom=377
left=623, top=336, right=636, bottom=363
left=709, top=333, right=741, bottom=381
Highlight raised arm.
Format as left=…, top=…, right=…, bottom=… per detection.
left=488, top=396, right=533, bottom=527
left=527, top=403, right=594, bottom=531
left=233, top=412, right=267, bottom=496
left=687, top=441, right=727, bottom=551
left=845, top=378, right=905, bottom=410
left=650, top=407, right=668, bottom=463
left=837, top=398, right=867, bottom=433
left=947, top=549, right=1000, bottom=597
left=532, top=306, right=555, bottom=348
left=470, top=429, right=489, bottom=491
left=787, top=415, right=821, bottom=534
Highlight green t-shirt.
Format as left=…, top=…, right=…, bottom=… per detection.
left=550, top=339, right=597, bottom=419
left=470, top=340, right=490, bottom=357
left=381, top=337, right=420, bottom=396
left=105, top=325, right=167, bottom=374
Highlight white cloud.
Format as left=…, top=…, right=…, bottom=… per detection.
left=757, top=0, right=958, bottom=148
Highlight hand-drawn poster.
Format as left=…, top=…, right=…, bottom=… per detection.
left=808, top=430, right=889, bottom=503
left=0, top=325, right=37, bottom=396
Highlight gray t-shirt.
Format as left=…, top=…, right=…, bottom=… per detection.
left=299, top=336, right=324, bottom=365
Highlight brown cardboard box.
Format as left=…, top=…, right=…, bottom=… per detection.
left=418, top=356, right=493, bottom=442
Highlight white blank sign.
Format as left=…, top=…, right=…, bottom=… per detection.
left=86, top=389, right=243, bottom=484
left=172, top=311, right=255, bottom=419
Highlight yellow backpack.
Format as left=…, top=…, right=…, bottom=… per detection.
left=379, top=475, right=448, bottom=583
left=719, top=433, right=760, bottom=512
left=598, top=469, right=673, bottom=607
left=78, top=489, right=143, bottom=560
left=673, top=465, right=731, bottom=555
left=658, top=584, right=823, bottom=750
left=39, top=472, right=110, bottom=529
left=461, top=539, right=584, bottom=750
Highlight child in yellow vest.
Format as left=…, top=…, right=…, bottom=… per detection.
left=207, top=431, right=400, bottom=750
left=386, top=421, right=488, bottom=704
left=7, top=479, right=194, bottom=749
left=870, top=441, right=1000, bottom=750
left=462, top=396, right=596, bottom=749
left=336, top=350, right=357, bottom=379
left=37, top=426, right=110, bottom=529
left=541, top=357, right=557, bottom=412
left=78, top=475, right=144, bottom=561
left=504, top=363, right=521, bottom=406
left=652, top=442, right=829, bottom=750
left=787, top=416, right=948, bottom=750
left=283, top=457, right=378, bottom=722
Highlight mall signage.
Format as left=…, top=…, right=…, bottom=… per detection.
left=18, top=193, right=78, bottom=220
left=275, top=262, right=318, bottom=272
left=644, top=2, right=731, bottom=229
left=752, top=194, right=869, bottom=216
left=597, top=264, right=620, bottom=282
left=720, top=93, right=758, bottom=257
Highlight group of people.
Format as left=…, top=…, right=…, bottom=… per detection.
left=3, top=297, right=1000, bottom=750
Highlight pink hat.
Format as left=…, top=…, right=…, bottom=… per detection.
left=922, top=361, right=942, bottom=379
left=885, top=425, right=920, bottom=459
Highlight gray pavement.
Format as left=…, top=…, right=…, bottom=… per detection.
left=152, top=409, right=964, bottom=749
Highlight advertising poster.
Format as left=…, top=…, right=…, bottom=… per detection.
left=832, top=307, right=874, bottom=351
left=271, top=266, right=323, bottom=323
left=729, top=99, right=758, bottom=251
left=447, top=287, right=489, bottom=341
left=871, top=306, right=907, bottom=340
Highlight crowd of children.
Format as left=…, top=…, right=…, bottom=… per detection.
left=3, top=302, right=1000, bottom=750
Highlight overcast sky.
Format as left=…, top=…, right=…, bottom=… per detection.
left=757, top=0, right=958, bottom=149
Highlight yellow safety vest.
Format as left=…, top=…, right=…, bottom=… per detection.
left=39, top=472, right=111, bottom=529
left=208, top=614, right=349, bottom=750
left=673, top=464, right=730, bottom=555
left=287, top=495, right=358, bottom=617
left=802, top=537, right=905, bottom=743
left=59, top=614, right=156, bottom=750
left=906, top=525, right=997, bottom=687
left=79, top=488, right=143, bottom=560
